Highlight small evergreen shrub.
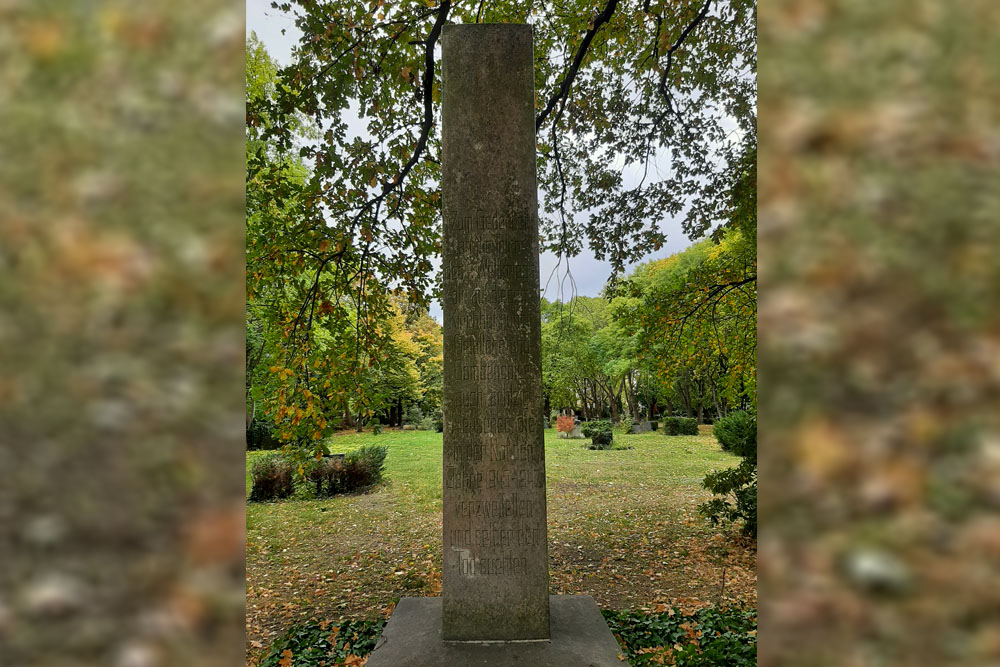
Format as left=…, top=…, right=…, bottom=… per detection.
left=434, top=416, right=444, bottom=432
left=713, top=410, right=756, bottom=455
left=620, top=415, right=634, bottom=434
left=418, top=416, right=436, bottom=431
left=249, top=453, right=294, bottom=501
left=662, top=416, right=698, bottom=435
left=582, top=420, right=613, bottom=449
left=403, top=404, right=423, bottom=426
left=246, top=418, right=278, bottom=450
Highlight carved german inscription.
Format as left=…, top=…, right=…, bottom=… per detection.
left=440, top=24, right=550, bottom=641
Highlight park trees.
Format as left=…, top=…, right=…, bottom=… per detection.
left=611, top=139, right=756, bottom=420
left=248, top=35, right=442, bottom=455
left=249, top=0, right=755, bottom=448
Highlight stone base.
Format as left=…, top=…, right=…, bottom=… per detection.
left=365, top=595, right=628, bottom=666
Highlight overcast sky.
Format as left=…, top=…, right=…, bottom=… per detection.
left=246, top=0, right=697, bottom=323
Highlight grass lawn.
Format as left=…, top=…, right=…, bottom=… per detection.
left=246, top=427, right=757, bottom=664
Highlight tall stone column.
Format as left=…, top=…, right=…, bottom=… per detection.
left=439, top=23, right=550, bottom=641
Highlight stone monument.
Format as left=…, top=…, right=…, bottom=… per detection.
left=366, top=24, right=627, bottom=666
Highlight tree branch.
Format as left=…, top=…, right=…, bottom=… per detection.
left=535, top=0, right=621, bottom=131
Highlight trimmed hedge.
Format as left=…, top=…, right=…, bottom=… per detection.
left=661, top=416, right=698, bottom=435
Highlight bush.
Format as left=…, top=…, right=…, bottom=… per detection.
left=418, top=416, right=436, bottom=431
left=555, top=415, right=575, bottom=434
left=246, top=418, right=278, bottom=450
left=349, top=444, right=388, bottom=481
left=701, top=411, right=757, bottom=537
left=662, top=416, right=698, bottom=435
left=620, top=415, right=634, bottom=434
left=403, top=404, right=423, bottom=426
left=434, top=415, right=444, bottom=432
left=324, top=444, right=388, bottom=494
left=700, top=461, right=757, bottom=538
left=581, top=420, right=613, bottom=449
left=371, top=418, right=382, bottom=435
left=249, top=453, right=294, bottom=501
left=713, top=410, right=756, bottom=456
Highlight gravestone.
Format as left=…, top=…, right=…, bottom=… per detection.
left=366, top=24, right=626, bottom=666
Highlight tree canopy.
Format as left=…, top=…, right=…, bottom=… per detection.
left=246, top=0, right=756, bottom=450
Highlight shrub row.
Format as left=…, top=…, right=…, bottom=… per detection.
left=661, top=416, right=698, bottom=435
left=249, top=444, right=388, bottom=502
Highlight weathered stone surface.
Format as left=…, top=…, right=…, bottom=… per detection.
left=365, top=596, right=629, bottom=667
left=439, top=23, right=549, bottom=641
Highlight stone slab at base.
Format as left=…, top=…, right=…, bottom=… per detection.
left=365, top=595, right=628, bottom=667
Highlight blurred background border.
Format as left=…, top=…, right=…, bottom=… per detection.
left=0, top=1, right=246, bottom=665
left=759, top=1, right=1000, bottom=665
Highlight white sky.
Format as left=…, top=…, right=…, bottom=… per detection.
left=246, top=0, right=696, bottom=323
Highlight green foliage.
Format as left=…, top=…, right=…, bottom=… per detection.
left=346, top=444, right=389, bottom=486
left=701, top=411, right=757, bottom=536
left=713, top=411, right=756, bottom=457
left=582, top=419, right=614, bottom=449
left=249, top=453, right=295, bottom=502
left=603, top=606, right=757, bottom=667
left=621, top=414, right=635, bottom=434
left=610, top=143, right=757, bottom=424
left=309, top=445, right=388, bottom=497
left=404, top=404, right=423, bottom=426
left=266, top=0, right=755, bottom=281
left=700, top=460, right=757, bottom=538
left=260, top=618, right=386, bottom=667
left=662, top=416, right=699, bottom=436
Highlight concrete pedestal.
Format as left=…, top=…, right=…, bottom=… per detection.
left=365, top=595, right=628, bottom=666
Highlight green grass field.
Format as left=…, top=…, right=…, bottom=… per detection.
left=246, top=427, right=756, bottom=664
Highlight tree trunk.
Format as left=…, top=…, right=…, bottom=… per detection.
left=680, top=383, right=692, bottom=418
left=625, top=372, right=639, bottom=420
